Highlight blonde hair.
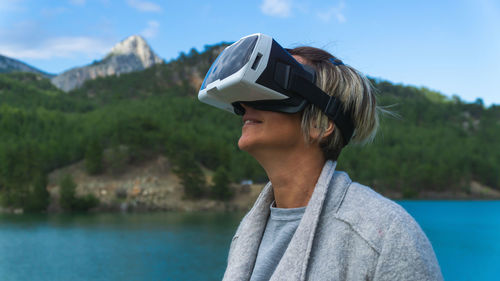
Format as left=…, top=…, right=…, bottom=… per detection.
left=288, top=47, right=379, bottom=160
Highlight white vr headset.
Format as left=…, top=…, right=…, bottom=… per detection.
left=198, top=33, right=354, bottom=145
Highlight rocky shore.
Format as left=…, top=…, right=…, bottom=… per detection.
left=46, top=155, right=263, bottom=213
left=4, top=154, right=498, bottom=215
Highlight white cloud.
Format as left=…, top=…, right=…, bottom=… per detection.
left=0, top=36, right=112, bottom=60
left=140, top=20, right=159, bottom=38
left=317, top=1, right=346, bottom=23
left=127, top=0, right=162, bottom=13
left=261, top=0, right=291, bottom=18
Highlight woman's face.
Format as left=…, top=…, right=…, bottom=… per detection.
left=238, top=55, right=322, bottom=156
left=238, top=103, right=306, bottom=154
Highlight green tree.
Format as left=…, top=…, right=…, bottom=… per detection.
left=25, top=173, right=50, bottom=212
left=106, top=145, right=130, bottom=175
left=85, top=139, right=103, bottom=175
left=59, top=174, right=77, bottom=211
left=59, top=174, right=99, bottom=212
left=73, top=194, right=99, bottom=211
left=173, top=152, right=206, bottom=199
left=211, top=166, right=233, bottom=200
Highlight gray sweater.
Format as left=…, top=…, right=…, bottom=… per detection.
left=223, top=161, right=443, bottom=281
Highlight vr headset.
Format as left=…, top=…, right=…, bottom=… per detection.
left=198, top=33, right=354, bottom=145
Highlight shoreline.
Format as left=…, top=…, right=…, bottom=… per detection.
left=3, top=155, right=499, bottom=215
left=2, top=193, right=500, bottom=215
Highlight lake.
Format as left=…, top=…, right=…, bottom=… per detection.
left=0, top=201, right=499, bottom=281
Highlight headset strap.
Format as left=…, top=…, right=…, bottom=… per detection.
left=288, top=74, right=354, bottom=145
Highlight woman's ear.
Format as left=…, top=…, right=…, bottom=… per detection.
left=323, top=120, right=335, bottom=138
left=309, top=120, right=335, bottom=141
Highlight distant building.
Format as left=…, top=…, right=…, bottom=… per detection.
left=240, top=179, right=253, bottom=185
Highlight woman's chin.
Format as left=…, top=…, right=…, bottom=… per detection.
left=238, top=136, right=252, bottom=152
left=238, top=134, right=262, bottom=153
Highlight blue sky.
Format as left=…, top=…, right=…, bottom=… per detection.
left=0, top=0, right=499, bottom=105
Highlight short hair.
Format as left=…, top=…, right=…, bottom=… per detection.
left=288, top=46, right=379, bottom=160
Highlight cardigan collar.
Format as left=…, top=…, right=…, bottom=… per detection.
left=223, top=160, right=352, bottom=281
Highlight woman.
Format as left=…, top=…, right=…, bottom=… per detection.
left=200, top=35, right=443, bottom=281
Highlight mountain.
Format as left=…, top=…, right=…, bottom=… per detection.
left=51, top=35, right=163, bottom=92
left=0, top=54, right=53, bottom=78
left=69, top=43, right=227, bottom=101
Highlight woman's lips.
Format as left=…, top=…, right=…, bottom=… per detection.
left=244, top=119, right=262, bottom=125
left=243, top=116, right=262, bottom=125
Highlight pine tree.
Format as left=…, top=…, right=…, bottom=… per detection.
left=59, top=174, right=77, bottom=211
left=85, top=139, right=103, bottom=175
left=173, top=152, right=206, bottom=199
left=25, top=173, right=50, bottom=212
left=211, top=166, right=232, bottom=200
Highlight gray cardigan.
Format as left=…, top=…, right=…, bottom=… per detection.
left=223, top=161, right=443, bottom=281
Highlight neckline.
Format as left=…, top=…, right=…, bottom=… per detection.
left=269, top=201, right=306, bottom=221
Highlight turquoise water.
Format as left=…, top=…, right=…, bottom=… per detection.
left=0, top=212, right=242, bottom=281
left=399, top=201, right=500, bottom=281
left=0, top=201, right=499, bottom=280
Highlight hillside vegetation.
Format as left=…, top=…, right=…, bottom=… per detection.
left=1, top=44, right=499, bottom=211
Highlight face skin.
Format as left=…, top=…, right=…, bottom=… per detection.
left=238, top=104, right=305, bottom=156
left=237, top=102, right=327, bottom=208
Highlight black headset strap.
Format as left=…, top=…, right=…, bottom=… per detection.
left=288, top=73, right=354, bottom=145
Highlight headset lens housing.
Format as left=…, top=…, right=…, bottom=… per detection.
left=200, top=35, right=258, bottom=90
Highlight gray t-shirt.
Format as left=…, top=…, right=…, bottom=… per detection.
left=249, top=202, right=306, bottom=281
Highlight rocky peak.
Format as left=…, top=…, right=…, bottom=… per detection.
left=51, top=35, right=164, bottom=92
left=109, top=35, right=163, bottom=68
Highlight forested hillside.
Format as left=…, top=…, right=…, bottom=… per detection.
left=1, top=44, right=499, bottom=211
